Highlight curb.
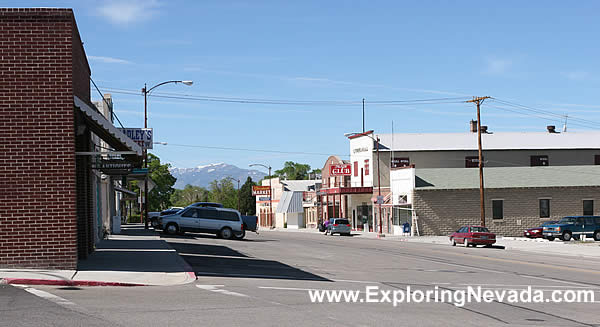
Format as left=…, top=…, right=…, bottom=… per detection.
left=162, top=236, right=197, bottom=283
left=0, top=278, right=144, bottom=287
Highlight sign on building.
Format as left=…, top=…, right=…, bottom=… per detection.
left=91, top=159, right=133, bottom=175
left=118, top=128, right=153, bottom=149
left=252, top=185, right=271, bottom=196
left=330, top=163, right=352, bottom=176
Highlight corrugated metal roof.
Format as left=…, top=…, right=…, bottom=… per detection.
left=415, top=165, right=600, bottom=190
left=276, top=191, right=304, bottom=213
left=376, top=132, right=600, bottom=152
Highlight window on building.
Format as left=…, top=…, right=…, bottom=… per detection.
left=465, top=156, right=483, bottom=168
left=492, top=200, right=503, bottom=219
left=539, top=199, right=551, bottom=218
left=583, top=200, right=594, bottom=216
left=595, top=155, right=600, bottom=165
left=531, top=155, right=549, bottom=166
left=392, top=157, right=410, bottom=168
left=354, top=161, right=358, bottom=176
left=364, top=159, right=370, bottom=175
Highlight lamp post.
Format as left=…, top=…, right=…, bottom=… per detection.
left=249, top=163, right=272, bottom=227
left=345, top=132, right=384, bottom=237
left=142, top=80, right=193, bottom=229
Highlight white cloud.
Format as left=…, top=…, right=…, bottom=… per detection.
left=562, top=71, right=589, bottom=81
left=485, top=57, right=512, bottom=75
left=88, top=55, right=132, bottom=64
left=97, top=0, right=161, bottom=25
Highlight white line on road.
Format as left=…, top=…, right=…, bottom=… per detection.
left=258, top=286, right=317, bottom=291
left=24, top=287, right=76, bottom=307
left=196, top=284, right=249, bottom=297
left=332, top=279, right=382, bottom=284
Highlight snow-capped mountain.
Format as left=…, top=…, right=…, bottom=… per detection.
left=169, top=163, right=267, bottom=189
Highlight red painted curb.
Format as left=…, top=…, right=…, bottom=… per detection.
left=1, top=278, right=145, bottom=287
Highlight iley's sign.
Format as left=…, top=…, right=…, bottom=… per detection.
left=330, top=164, right=352, bottom=176
left=118, top=128, right=153, bottom=149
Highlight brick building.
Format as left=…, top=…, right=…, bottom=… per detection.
left=0, top=8, right=141, bottom=269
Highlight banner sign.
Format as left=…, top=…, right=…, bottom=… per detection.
left=118, top=128, right=153, bottom=149
left=252, top=185, right=271, bottom=196
left=330, top=163, right=352, bottom=176
left=92, top=159, right=133, bottom=175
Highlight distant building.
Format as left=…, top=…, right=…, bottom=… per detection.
left=345, top=126, right=600, bottom=236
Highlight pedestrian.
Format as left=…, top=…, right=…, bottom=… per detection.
left=323, top=219, right=330, bottom=235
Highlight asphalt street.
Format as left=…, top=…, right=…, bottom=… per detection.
left=5, top=231, right=600, bottom=327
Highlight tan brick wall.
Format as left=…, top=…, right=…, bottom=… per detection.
left=414, top=187, right=600, bottom=236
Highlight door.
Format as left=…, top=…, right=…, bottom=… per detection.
left=584, top=217, right=595, bottom=237
left=196, top=207, right=220, bottom=232
left=179, top=208, right=200, bottom=231
left=574, top=217, right=585, bottom=236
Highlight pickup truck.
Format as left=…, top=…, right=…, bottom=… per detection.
left=542, top=216, right=600, bottom=241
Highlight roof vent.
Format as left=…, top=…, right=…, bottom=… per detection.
left=470, top=120, right=477, bottom=133
left=547, top=125, right=559, bottom=133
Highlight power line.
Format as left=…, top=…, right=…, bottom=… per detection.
left=160, top=143, right=348, bottom=157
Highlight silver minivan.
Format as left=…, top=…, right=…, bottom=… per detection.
left=158, top=206, right=244, bottom=239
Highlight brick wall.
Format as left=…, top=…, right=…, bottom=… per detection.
left=0, top=8, right=82, bottom=269
left=414, top=187, right=600, bottom=236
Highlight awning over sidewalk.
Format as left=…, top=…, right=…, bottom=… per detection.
left=114, top=187, right=136, bottom=196
left=74, top=96, right=142, bottom=156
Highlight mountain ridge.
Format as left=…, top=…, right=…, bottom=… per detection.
left=169, top=163, right=267, bottom=189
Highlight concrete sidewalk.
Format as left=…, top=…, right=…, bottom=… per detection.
left=0, top=224, right=196, bottom=287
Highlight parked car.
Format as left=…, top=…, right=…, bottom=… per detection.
left=150, top=207, right=184, bottom=228
left=158, top=206, right=244, bottom=239
left=449, top=225, right=496, bottom=247
left=523, top=220, right=558, bottom=238
left=542, top=216, right=600, bottom=241
left=326, top=218, right=352, bottom=236
left=189, top=202, right=224, bottom=208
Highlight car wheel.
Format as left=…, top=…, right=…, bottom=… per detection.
left=562, top=231, right=572, bottom=242
left=593, top=231, right=600, bottom=242
left=234, top=230, right=246, bottom=240
left=220, top=227, right=233, bottom=240
left=546, top=236, right=555, bottom=241
left=165, top=223, right=178, bottom=235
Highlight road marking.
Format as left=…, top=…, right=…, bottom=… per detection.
left=24, top=287, right=76, bottom=307
left=196, top=284, right=248, bottom=297
left=332, top=279, right=382, bottom=284
left=195, top=271, right=326, bottom=281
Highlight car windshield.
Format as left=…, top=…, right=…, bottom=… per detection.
left=559, top=217, right=577, bottom=223
left=541, top=221, right=558, bottom=226
left=470, top=227, right=489, bottom=233
left=334, top=219, right=349, bottom=225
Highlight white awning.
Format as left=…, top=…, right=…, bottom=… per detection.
left=74, top=96, right=142, bottom=156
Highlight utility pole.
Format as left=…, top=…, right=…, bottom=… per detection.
left=362, top=98, right=365, bottom=133
left=466, top=96, right=491, bottom=227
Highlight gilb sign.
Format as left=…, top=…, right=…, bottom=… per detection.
left=252, top=186, right=271, bottom=196
left=330, top=164, right=352, bottom=176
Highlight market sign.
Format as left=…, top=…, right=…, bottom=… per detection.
left=252, top=185, right=271, bottom=196
left=117, top=128, right=153, bottom=149
left=92, top=159, right=133, bottom=175
left=330, top=163, right=351, bottom=176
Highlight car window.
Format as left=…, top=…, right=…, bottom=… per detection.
left=458, top=227, right=466, bottom=233
left=219, top=210, right=240, bottom=221
left=335, top=219, right=349, bottom=225
left=595, top=217, right=600, bottom=225
left=181, top=208, right=198, bottom=218
left=585, top=217, right=594, bottom=225
left=196, top=208, right=220, bottom=220
left=577, top=217, right=584, bottom=225
left=471, top=227, right=490, bottom=233
left=559, top=217, right=576, bottom=224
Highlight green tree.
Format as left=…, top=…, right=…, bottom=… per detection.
left=208, top=178, right=238, bottom=209
left=147, top=153, right=177, bottom=211
left=170, top=184, right=210, bottom=207
left=239, top=176, right=256, bottom=215
left=274, top=161, right=312, bottom=180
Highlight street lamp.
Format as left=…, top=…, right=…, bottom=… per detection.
left=345, top=132, right=384, bottom=238
left=249, top=163, right=272, bottom=228
left=141, top=80, right=193, bottom=229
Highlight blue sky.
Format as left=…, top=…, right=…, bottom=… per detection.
left=8, top=1, right=600, bottom=171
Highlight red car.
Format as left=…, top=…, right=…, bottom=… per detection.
left=450, top=225, right=496, bottom=247
left=523, top=220, right=558, bottom=238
